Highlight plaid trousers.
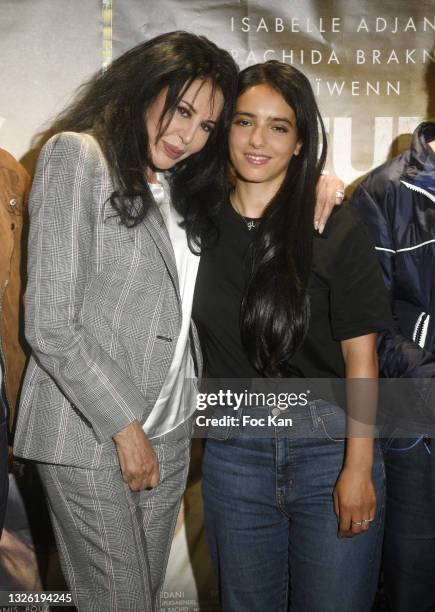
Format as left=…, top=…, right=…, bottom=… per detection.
left=38, top=431, right=191, bottom=612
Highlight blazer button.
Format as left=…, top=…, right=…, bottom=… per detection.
left=156, top=335, right=173, bottom=342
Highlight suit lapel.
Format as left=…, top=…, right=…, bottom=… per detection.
left=139, top=203, right=181, bottom=303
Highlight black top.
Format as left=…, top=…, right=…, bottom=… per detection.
left=193, top=200, right=393, bottom=379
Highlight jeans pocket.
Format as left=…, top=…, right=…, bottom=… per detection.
left=207, top=425, right=231, bottom=441
left=206, top=406, right=244, bottom=441
left=318, top=411, right=346, bottom=443
left=383, top=433, right=423, bottom=453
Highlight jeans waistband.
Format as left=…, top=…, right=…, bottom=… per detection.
left=236, top=400, right=345, bottom=437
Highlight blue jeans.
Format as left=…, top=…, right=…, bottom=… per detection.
left=202, top=402, right=385, bottom=612
left=382, top=435, right=435, bottom=612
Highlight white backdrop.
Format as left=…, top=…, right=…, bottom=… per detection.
left=0, top=0, right=101, bottom=159
left=1, top=0, right=434, bottom=186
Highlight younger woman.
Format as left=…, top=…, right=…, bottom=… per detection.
left=193, top=61, right=392, bottom=611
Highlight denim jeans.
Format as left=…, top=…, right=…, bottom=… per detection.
left=202, top=402, right=385, bottom=612
left=0, top=418, right=8, bottom=537
left=382, top=435, right=435, bottom=612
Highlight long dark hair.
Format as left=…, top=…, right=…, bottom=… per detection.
left=40, top=31, right=238, bottom=240
left=237, top=61, right=327, bottom=377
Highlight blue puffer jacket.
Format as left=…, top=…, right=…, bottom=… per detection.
left=350, top=122, right=435, bottom=378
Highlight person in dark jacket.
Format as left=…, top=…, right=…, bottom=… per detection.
left=350, top=121, right=435, bottom=612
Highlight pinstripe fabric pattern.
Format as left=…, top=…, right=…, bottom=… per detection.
left=38, top=433, right=191, bottom=612
left=13, top=132, right=202, bottom=469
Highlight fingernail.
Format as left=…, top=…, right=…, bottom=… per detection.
left=319, top=223, right=325, bottom=234
left=314, top=220, right=319, bottom=230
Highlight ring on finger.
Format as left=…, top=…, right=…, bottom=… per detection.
left=335, top=188, right=345, bottom=199
left=352, top=518, right=373, bottom=527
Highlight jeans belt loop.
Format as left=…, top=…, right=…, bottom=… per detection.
left=309, top=400, right=320, bottom=431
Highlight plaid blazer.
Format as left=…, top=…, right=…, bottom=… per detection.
left=14, top=132, right=202, bottom=469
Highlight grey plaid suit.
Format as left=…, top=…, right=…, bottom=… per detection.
left=13, top=132, right=202, bottom=611
left=14, top=131, right=202, bottom=467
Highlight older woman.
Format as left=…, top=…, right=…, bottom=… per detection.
left=13, top=31, right=237, bottom=611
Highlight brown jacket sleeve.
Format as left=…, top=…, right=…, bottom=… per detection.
left=0, top=148, right=30, bottom=431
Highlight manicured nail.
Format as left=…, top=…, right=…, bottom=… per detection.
left=319, top=223, right=325, bottom=234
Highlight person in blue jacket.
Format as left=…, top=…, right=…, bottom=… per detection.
left=350, top=121, right=435, bottom=612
